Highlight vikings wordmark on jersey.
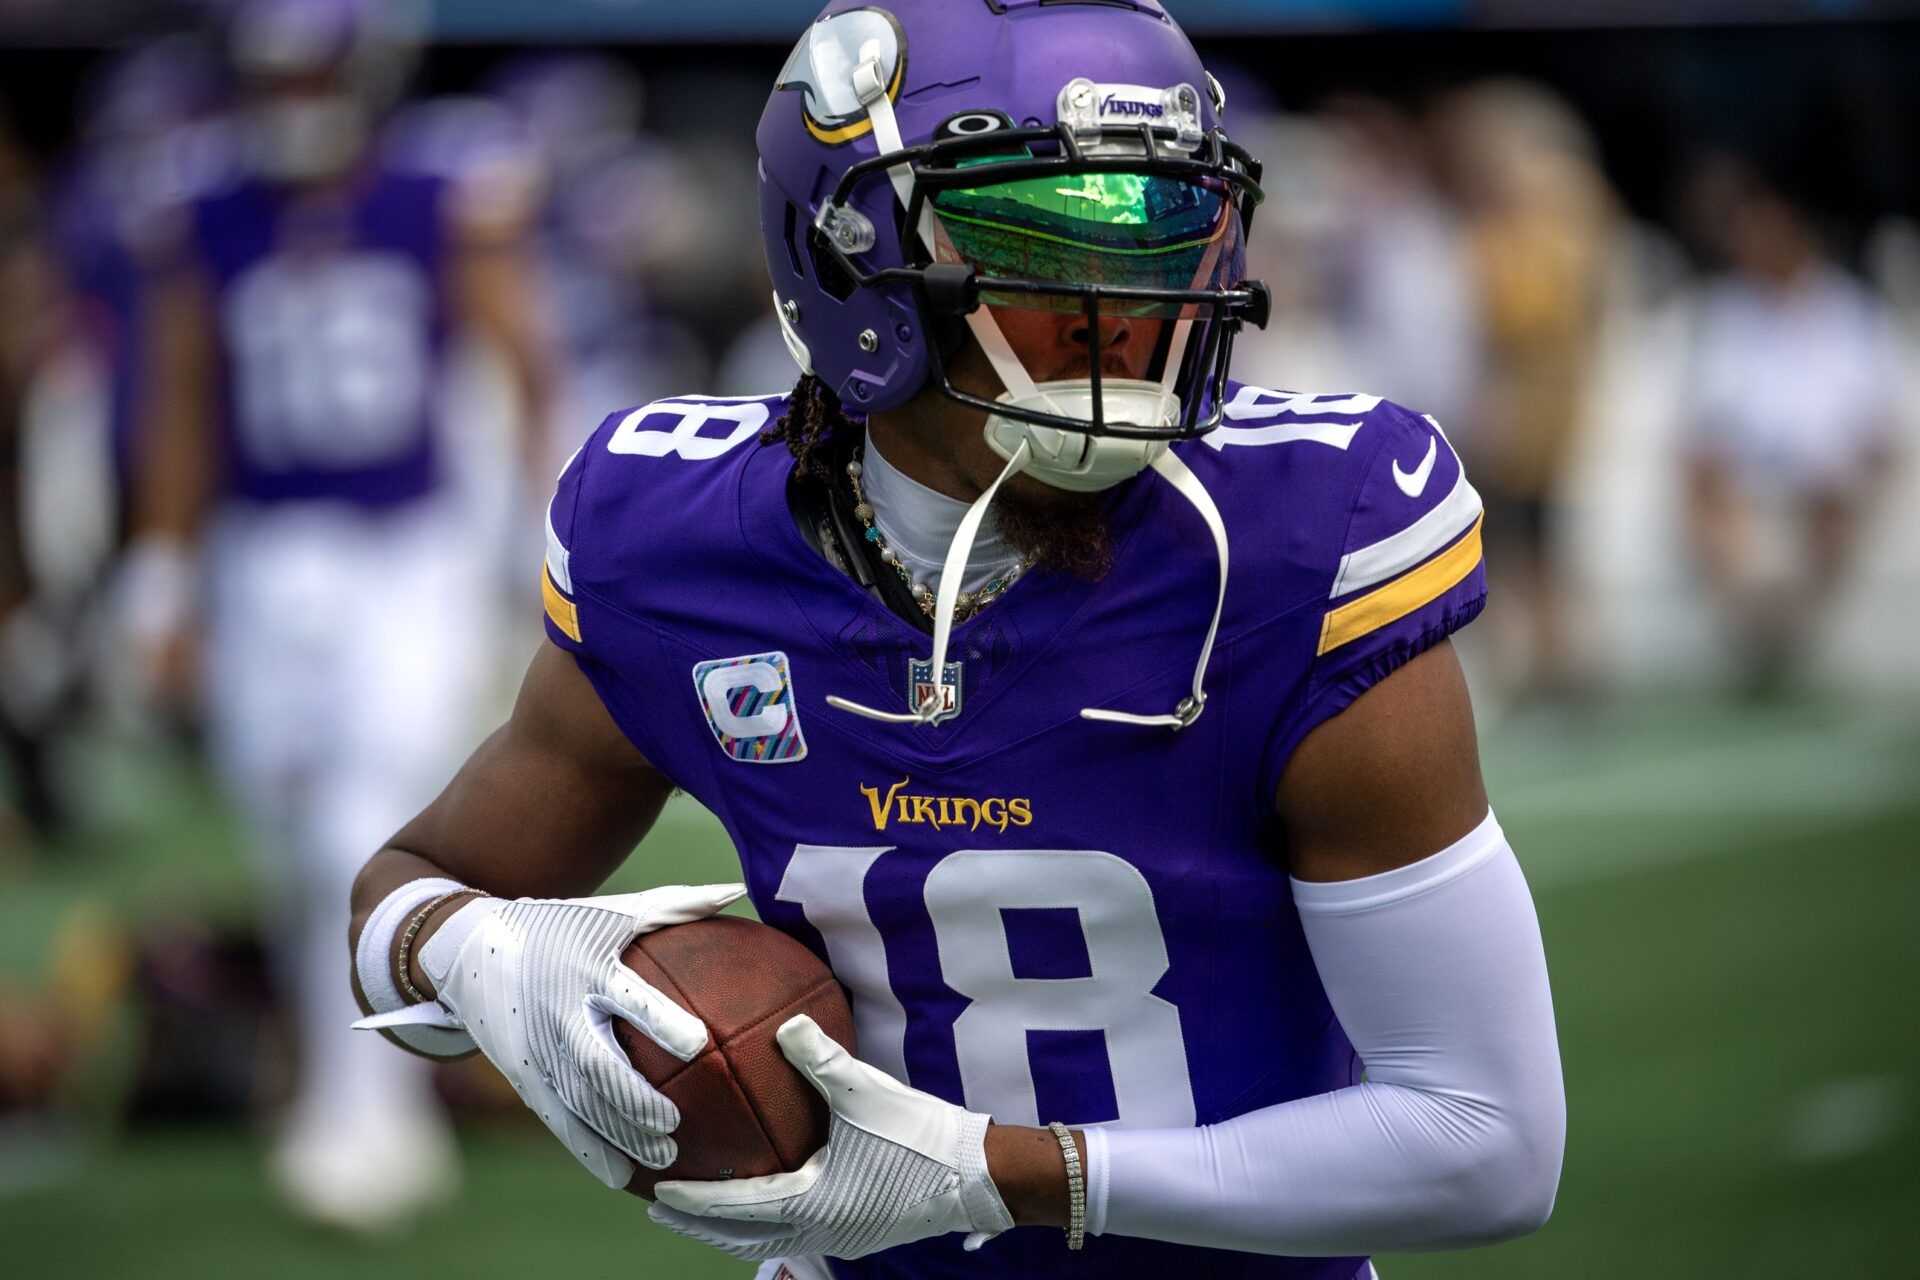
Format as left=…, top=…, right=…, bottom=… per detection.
left=540, top=383, right=1484, bottom=1279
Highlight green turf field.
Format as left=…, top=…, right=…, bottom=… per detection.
left=1, top=697, right=1914, bottom=1278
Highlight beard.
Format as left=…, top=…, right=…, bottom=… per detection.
left=994, top=476, right=1116, bottom=582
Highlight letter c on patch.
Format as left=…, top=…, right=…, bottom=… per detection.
left=702, top=661, right=790, bottom=739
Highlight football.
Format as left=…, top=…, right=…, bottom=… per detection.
left=613, top=915, right=855, bottom=1200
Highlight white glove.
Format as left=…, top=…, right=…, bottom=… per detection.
left=648, top=1014, right=1015, bottom=1260
left=356, top=884, right=745, bottom=1189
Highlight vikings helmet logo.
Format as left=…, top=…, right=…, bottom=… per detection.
left=776, top=6, right=907, bottom=146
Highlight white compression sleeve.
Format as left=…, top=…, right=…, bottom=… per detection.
left=1085, top=811, right=1565, bottom=1255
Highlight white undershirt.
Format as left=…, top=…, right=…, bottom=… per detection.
left=862, top=431, right=1021, bottom=597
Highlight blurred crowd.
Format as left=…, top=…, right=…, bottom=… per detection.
left=1, top=0, right=1915, bottom=1238
left=1233, top=80, right=1911, bottom=706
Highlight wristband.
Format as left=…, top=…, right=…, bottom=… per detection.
left=353, top=877, right=474, bottom=1057
left=356, top=878, right=464, bottom=1014
left=1049, top=1121, right=1086, bottom=1251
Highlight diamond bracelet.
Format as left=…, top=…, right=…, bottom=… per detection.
left=1047, top=1121, right=1086, bottom=1251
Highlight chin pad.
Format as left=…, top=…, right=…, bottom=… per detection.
left=982, top=379, right=1175, bottom=493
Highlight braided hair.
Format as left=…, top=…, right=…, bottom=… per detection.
left=761, top=373, right=856, bottom=482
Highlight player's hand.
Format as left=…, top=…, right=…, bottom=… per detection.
left=135, top=624, right=200, bottom=716
left=358, top=885, right=745, bottom=1189
left=648, top=1014, right=1014, bottom=1260
left=114, top=538, right=200, bottom=717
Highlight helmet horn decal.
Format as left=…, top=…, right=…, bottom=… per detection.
left=777, top=7, right=908, bottom=146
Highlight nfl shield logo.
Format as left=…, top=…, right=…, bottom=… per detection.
left=908, top=658, right=963, bottom=725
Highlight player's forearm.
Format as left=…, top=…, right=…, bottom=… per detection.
left=1089, top=813, right=1565, bottom=1255
left=346, top=844, right=488, bottom=1060
left=349, top=648, right=676, bottom=1039
left=983, top=1124, right=1086, bottom=1228
left=350, top=664, right=672, bottom=955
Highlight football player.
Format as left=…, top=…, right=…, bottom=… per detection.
left=351, top=2, right=1565, bottom=1276
left=124, top=0, right=552, bottom=1232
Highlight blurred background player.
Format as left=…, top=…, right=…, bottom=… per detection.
left=49, top=36, right=226, bottom=525
left=118, top=0, right=552, bottom=1231
left=1680, top=155, right=1900, bottom=694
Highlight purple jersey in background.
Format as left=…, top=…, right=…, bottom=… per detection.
left=541, top=383, right=1486, bottom=1279
left=181, top=157, right=453, bottom=509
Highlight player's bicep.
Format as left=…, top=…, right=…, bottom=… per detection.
left=387, top=642, right=674, bottom=899
left=1277, top=639, right=1489, bottom=884
left=1265, top=405, right=1490, bottom=879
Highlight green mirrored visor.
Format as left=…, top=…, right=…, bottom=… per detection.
left=928, top=170, right=1245, bottom=318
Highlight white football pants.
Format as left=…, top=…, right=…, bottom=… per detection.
left=203, top=496, right=493, bottom=1150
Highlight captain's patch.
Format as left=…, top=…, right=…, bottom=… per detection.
left=692, top=652, right=808, bottom=764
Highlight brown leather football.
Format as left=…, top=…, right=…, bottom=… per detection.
left=613, top=914, right=854, bottom=1200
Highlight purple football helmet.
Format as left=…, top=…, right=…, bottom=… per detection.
left=755, top=0, right=1268, bottom=454
left=225, top=0, right=425, bottom=180
left=761, top=1, right=1269, bottom=734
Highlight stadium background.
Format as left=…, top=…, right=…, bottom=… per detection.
left=1, top=1, right=1915, bottom=1275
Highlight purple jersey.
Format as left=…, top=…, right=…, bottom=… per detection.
left=183, top=161, right=452, bottom=508
left=541, top=383, right=1486, bottom=1279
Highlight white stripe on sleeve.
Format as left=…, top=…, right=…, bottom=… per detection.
left=1329, top=465, right=1482, bottom=599
left=545, top=500, right=573, bottom=594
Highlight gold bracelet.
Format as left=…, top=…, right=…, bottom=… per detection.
left=395, top=890, right=472, bottom=1004
left=1047, top=1121, right=1085, bottom=1251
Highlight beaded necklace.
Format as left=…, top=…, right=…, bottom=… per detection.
left=845, top=449, right=1028, bottom=623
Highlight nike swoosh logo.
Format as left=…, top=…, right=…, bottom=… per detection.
left=1393, top=436, right=1438, bottom=498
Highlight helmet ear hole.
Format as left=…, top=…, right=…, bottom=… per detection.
left=783, top=202, right=808, bottom=279
left=807, top=226, right=858, bottom=302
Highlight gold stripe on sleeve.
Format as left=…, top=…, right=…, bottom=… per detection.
left=1318, top=516, right=1484, bottom=656
left=542, top=564, right=582, bottom=643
